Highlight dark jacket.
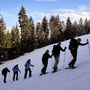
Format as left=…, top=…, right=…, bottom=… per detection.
left=2, top=67, right=10, bottom=75
left=52, top=45, right=65, bottom=57
left=69, top=38, right=88, bottom=51
left=42, top=52, right=52, bottom=65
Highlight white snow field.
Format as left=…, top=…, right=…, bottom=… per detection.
left=0, top=34, right=90, bottom=90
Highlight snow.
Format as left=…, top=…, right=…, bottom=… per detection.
left=0, top=34, right=90, bottom=90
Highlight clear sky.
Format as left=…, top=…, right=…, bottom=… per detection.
left=0, top=0, right=90, bottom=29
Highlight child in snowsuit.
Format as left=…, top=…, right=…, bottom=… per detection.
left=2, top=67, right=10, bottom=83
left=12, top=64, right=21, bottom=81
left=24, top=59, right=34, bottom=79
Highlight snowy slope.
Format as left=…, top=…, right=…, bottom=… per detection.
left=0, top=34, right=90, bottom=90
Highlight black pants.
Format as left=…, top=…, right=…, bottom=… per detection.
left=41, top=63, right=48, bottom=74
left=13, top=72, right=18, bottom=81
left=24, top=68, right=31, bottom=78
left=3, top=74, right=7, bottom=83
left=69, top=50, right=77, bottom=67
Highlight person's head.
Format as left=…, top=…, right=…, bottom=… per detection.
left=77, top=38, right=81, bottom=43
left=15, top=64, right=18, bottom=68
left=46, top=50, right=49, bottom=54
left=27, top=59, right=31, bottom=63
left=58, top=42, right=61, bottom=46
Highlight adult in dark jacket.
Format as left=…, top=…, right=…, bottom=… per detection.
left=69, top=38, right=88, bottom=68
left=41, top=50, right=52, bottom=75
left=12, top=64, right=21, bottom=81
left=24, top=59, right=34, bottom=79
left=52, top=42, right=66, bottom=72
left=2, top=67, right=10, bottom=83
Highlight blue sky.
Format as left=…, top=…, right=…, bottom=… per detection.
left=0, top=0, right=90, bottom=29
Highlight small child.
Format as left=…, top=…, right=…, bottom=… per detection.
left=12, top=64, right=21, bottom=81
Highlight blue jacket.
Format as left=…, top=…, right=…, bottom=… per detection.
left=12, top=66, right=21, bottom=73
left=25, top=62, right=34, bottom=69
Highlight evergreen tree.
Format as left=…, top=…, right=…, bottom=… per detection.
left=49, top=15, right=63, bottom=43
left=64, top=17, right=72, bottom=39
left=5, top=30, right=12, bottom=48
left=36, top=23, right=45, bottom=48
left=78, top=18, right=84, bottom=36
left=11, top=26, right=16, bottom=48
left=42, top=16, right=49, bottom=43
left=15, top=24, right=20, bottom=46
left=36, top=22, right=40, bottom=37
left=0, top=15, right=6, bottom=48
left=84, top=18, right=90, bottom=34
left=72, top=21, right=79, bottom=37
left=28, top=17, right=36, bottom=51
left=11, top=24, right=20, bottom=48
left=18, top=6, right=30, bottom=52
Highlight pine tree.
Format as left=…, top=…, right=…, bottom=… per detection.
left=36, top=23, right=45, bottom=48
left=84, top=18, right=90, bottom=34
left=28, top=17, right=36, bottom=51
left=0, top=15, right=6, bottom=48
left=49, top=15, right=63, bottom=43
left=78, top=18, right=84, bottom=36
left=15, top=24, right=20, bottom=46
left=11, top=26, right=16, bottom=48
left=42, top=16, right=49, bottom=44
left=64, top=17, right=72, bottom=39
left=72, top=21, right=79, bottom=37
left=5, top=30, right=12, bottom=48
left=11, top=24, right=20, bottom=48
left=18, top=6, right=30, bottom=52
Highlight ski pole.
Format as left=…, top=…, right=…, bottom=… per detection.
left=87, top=39, right=90, bottom=54
left=8, top=72, right=11, bottom=82
left=51, top=57, right=53, bottom=70
left=63, top=51, right=66, bottom=68
left=31, top=66, right=34, bottom=72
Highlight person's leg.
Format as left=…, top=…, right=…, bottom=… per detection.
left=69, top=50, right=77, bottom=67
left=13, top=72, right=15, bottom=81
left=71, top=51, right=77, bottom=67
left=53, top=56, right=59, bottom=72
left=28, top=68, right=32, bottom=77
left=16, top=72, right=18, bottom=80
left=24, top=69, right=27, bottom=79
left=3, top=74, right=7, bottom=83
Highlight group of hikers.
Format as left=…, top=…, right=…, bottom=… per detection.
left=1, top=37, right=89, bottom=83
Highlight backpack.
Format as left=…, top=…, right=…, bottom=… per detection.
left=1, top=69, right=4, bottom=75
left=69, top=38, right=77, bottom=50
left=52, top=45, right=57, bottom=55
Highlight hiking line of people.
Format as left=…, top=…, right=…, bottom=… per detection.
left=1, top=37, right=89, bottom=83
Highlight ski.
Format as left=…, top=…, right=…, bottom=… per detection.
left=65, top=67, right=77, bottom=69
left=52, top=69, right=60, bottom=73
left=40, top=72, right=49, bottom=76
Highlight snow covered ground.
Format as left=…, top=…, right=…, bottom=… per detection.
left=0, top=34, right=90, bottom=90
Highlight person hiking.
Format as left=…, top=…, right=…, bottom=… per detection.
left=52, top=42, right=66, bottom=72
left=1, top=67, right=10, bottom=83
left=68, top=38, right=88, bottom=68
left=24, top=59, right=34, bottom=79
left=12, top=64, right=21, bottom=81
left=40, top=50, right=52, bottom=75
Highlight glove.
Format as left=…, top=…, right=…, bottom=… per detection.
left=64, top=47, right=67, bottom=50
left=87, top=39, right=89, bottom=44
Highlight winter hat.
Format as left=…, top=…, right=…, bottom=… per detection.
left=77, top=38, right=81, bottom=42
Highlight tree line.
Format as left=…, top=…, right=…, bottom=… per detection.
left=0, top=6, right=90, bottom=61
